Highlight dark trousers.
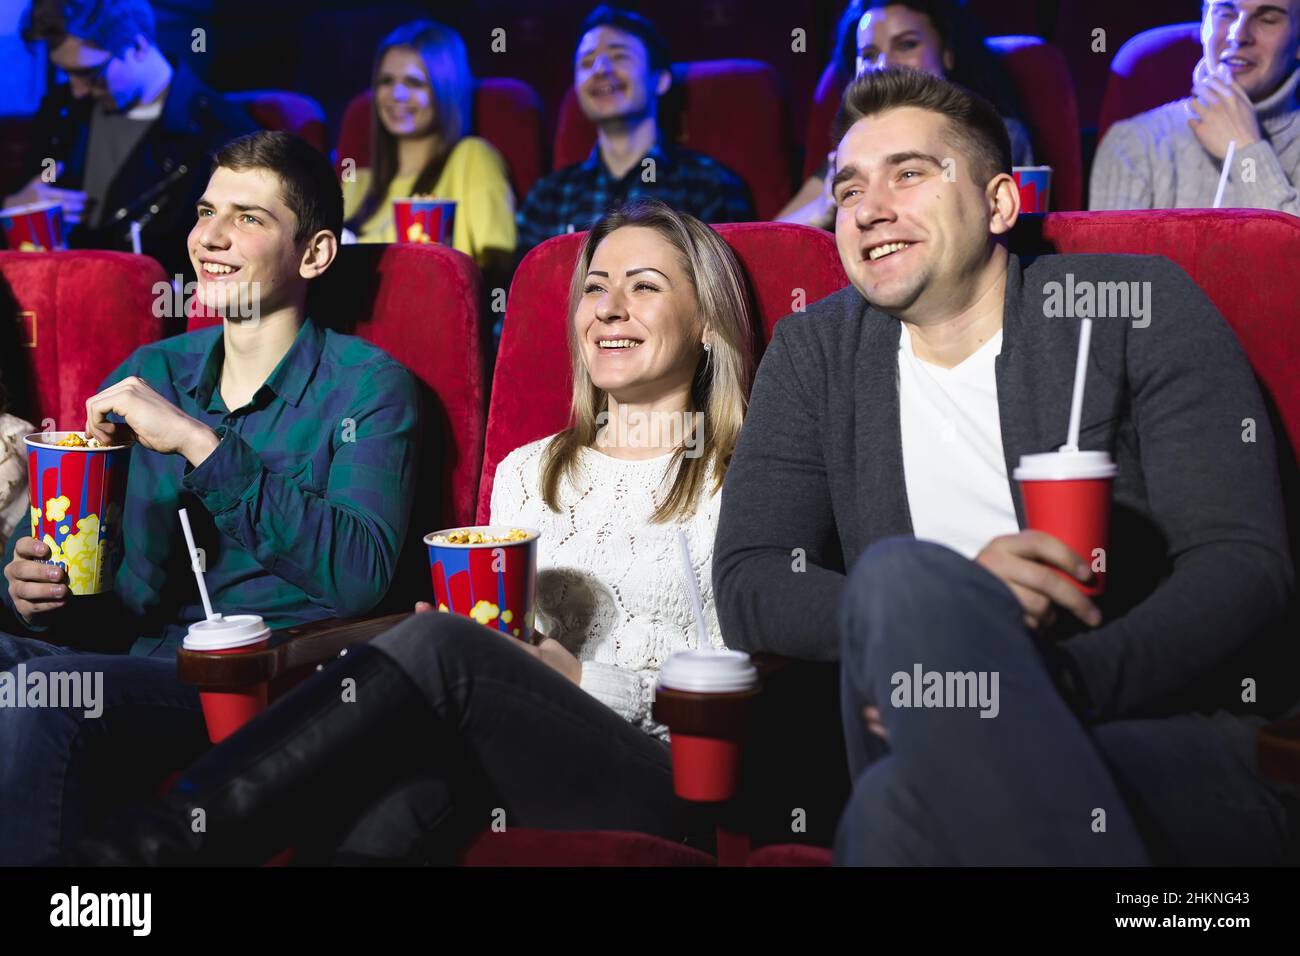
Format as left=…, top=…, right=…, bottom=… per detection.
left=331, top=612, right=700, bottom=860
left=0, top=633, right=208, bottom=864
left=833, top=538, right=1296, bottom=866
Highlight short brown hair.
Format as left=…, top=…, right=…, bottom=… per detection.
left=212, top=131, right=343, bottom=243
left=832, top=67, right=1012, bottom=188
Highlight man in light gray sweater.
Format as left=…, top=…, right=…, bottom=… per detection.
left=714, top=68, right=1300, bottom=864
left=1091, top=0, right=1300, bottom=213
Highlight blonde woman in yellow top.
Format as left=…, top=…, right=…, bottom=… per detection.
left=341, top=20, right=516, bottom=275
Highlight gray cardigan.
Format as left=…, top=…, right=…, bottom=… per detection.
left=713, top=253, right=1295, bottom=722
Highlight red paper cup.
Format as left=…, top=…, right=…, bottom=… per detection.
left=393, top=198, right=456, bottom=245
left=24, top=432, right=131, bottom=595
left=183, top=615, right=272, bottom=744
left=1, top=201, right=66, bottom=251
left=653, top=650, right=760, bottom=803
left=424, top=527, right=539, bottom=641
left=667, top=732, right=745, bottom=803
left=1011, top=166, right=1053, bottom=214
left=1014, top=451, right=1118, bottom=596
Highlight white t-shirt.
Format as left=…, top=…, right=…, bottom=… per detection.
left=898, top=325, right=1019, bottom=559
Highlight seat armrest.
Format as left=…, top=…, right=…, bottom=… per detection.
left=177, top=612, right=412, bottom=690
left=1259, top=717, right=1300, bottom=787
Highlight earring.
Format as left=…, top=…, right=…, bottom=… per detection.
left=703, top=341, right=712, bottom=352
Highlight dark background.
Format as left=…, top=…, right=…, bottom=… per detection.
left=3, top=0, right=1203, bottom=200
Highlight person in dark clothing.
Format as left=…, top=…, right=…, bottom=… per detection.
left=713, top=68, right=1300, bottom=865
left=5, top=0, right=257, bottom=280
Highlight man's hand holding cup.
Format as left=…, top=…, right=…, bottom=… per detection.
left=975, top=530, right=1101, bottom=632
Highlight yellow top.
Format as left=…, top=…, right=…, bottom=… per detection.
left=341, top=136, right=516, bottom=264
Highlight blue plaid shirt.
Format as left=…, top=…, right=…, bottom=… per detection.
left=516, top=138, right=754, bottom=253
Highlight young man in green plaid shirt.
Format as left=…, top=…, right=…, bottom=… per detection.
left=0, top=131, right=420, bottom=863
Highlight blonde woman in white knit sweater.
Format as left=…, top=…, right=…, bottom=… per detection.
left=72, top=198, right=759, bottom=865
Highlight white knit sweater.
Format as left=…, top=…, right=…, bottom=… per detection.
left=489, top=436, right=725, bottom=738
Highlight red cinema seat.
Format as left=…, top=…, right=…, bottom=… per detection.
left=228, top=90, right=328, bottom=153
left=187, top=242, right=485, bottom=530
left=0, top=250, right=167, bottom=432
left=986, top=36, right=1083, bottom=211
left=802, top=36, right=1084, bottom=210
left=552, top=60, right=791, bottom=220
left=1019, top=210, right=1300, bottom=458
left=1096, top=23, right=1202, bottom=146
left=336, top=79, right=545, bottom=200
left=1052, top=1, right=1201, bottom=129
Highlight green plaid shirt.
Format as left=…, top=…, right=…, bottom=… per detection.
left=2, top=319, right=420, bottom=656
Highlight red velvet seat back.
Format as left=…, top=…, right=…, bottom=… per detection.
left=336, top=79, right=545, bottom=200
left=801, top=36, right=1083, bottom=211
left=478, top=222, right=846, bottom=521
left=188, top=242, right=485, bottom=529
left=228, top=90, right=328, bottom=152
left=0, top=250, right=167, bottom=431
left=1052, top=1, right=1200, bottom=128
left=552, top=60, right=792, bottom=220
left=1020, top=210, right=1300, bottom=460
left=1096, top=23, right=1202, bottom=147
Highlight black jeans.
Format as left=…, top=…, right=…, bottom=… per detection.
left=325, top=612, right=707, bottom=860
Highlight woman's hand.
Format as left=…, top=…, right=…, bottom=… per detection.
left=413, top=602, right=583, bottom=685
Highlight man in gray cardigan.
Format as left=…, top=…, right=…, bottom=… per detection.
left=1090, top=0, right=1300, bottom=213
left=714, top=68, right=1299, bottom=864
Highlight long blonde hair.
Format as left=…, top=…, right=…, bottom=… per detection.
left=540, top=199, right=756, bottom=523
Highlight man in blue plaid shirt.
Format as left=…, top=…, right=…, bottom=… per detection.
left=516, top=5, right=755, bottom=255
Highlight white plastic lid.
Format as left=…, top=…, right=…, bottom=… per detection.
left=658, top=650, right=758, bottom=693
left=1014, top=450, right=1117, bottom=481
left=183, top=614, right=270, bottom=651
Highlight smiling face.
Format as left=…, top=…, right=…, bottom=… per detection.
left=831, top=106, right=1015, bottom=319
left=1202, top=0, right=1300, bottom=98
left=374, top=47, right=437, bottom=138
left=856, top=5, right=953, bottom=78
left=49, top=34, right=141, bottom=112
left=189, top=166, right=307, bottom=316
left=574, top=26, right=668, bottom=124
left=576, top=226, right=704, bottom=405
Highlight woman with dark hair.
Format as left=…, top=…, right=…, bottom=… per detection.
left=778, top=0, right=1033, bottom=227
left=341, top=20, right=516, bottom=270
left=67, top=200, right=759, bottom=865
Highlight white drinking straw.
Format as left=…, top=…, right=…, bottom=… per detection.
left=178, top=508, right=218, bottom=621
left=675, top=531, right=710, bottom=651
left=129, top=221, right=142, bottom=256
left=1213, top=140, right=1236, bottom=210
left=1062, top=318, right=1094, bottom=453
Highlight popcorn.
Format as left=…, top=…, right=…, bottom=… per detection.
left=430, top=528, right=531, bottom=545
left=53, top=433, right=117, bottom=448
